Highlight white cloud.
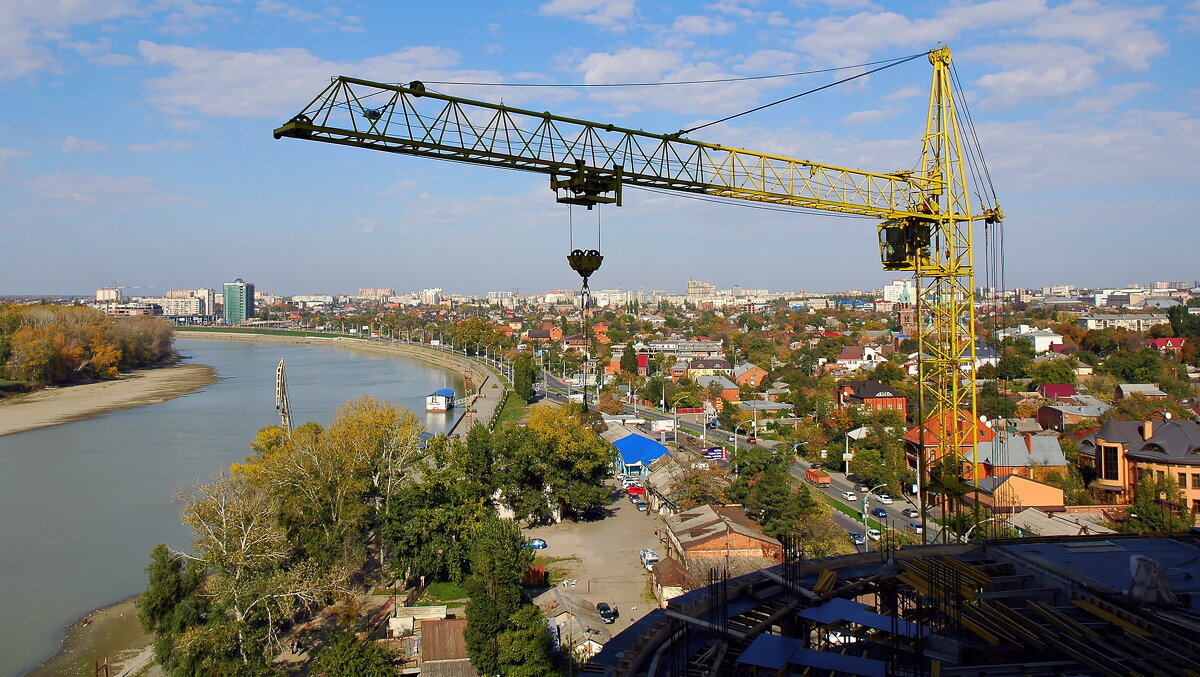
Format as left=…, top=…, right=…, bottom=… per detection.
left=254, top=0, right=364, bottom=33
left=153, top=0, right=236, bottom=36
left=570, top=48, right=777, bottom=116
left=127, top=139, right=196, bottom=152
left=21, top=171, right=193, bottom=209
left=841, top=107, right=901, bottom=126
left=979, top=110, right=1200, bottom=193
left=341, top=217, right=380, bottom=233
left=137, top=42, right=475, bottom=117
left=1025, top=0, right=1165, bottom=70
left=62, top=136, right=107, bottom=152
left=0, top=147, right=31, bottom=172
left=1060, top=82, right=1155, bottom=116
left=672, top=14, right=736, bottom=36
left=538, top=0, right=637, bottom=30
left=970, top=43, right=1103, bottom=109
left=793, top=0, right=1047, bottom=65
left=735, top=50, right=799, bottom=74
left=0, top=0, right=138, bottom=81
left=885, top=86, right=922, bottom=100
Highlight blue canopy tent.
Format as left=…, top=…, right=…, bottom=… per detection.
left=612, top=434, right=668, bottom=476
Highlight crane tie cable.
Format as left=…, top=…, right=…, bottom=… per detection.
left=417, top=54, right=926, bottom=88
left=676, top=51, right=927, bottom=136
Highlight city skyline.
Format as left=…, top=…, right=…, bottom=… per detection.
left=2, top=1, right=1198, bottom=295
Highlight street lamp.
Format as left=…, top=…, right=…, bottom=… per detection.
left=733, top=420, right=753, bottom=459
left=861, top=483, right=889, bottom=553
left=671, top=394, right=691, bottom=443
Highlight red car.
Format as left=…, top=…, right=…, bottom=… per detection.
left=625, top=485, right=646, bottom=495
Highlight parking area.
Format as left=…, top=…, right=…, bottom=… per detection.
left=524, top=484, right=664, bottom=630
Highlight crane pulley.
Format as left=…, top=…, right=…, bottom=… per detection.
left=274, top=46, right=1002, bottom=540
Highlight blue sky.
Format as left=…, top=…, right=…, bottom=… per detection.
left=2, top=0, right=1198, bottom=297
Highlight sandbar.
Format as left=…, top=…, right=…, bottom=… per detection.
left=0, top=362, right=218, bottom=437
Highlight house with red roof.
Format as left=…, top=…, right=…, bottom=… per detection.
left=1146, top=337, right=1187, bottom=358
left=1036, top=384, right=1077, bottom=402
left=903, top=410, right=996, bottom=477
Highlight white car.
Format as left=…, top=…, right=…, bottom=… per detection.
left=841, top=491, right=858, bottom=501
left=875, top=494, right=894, bottom=505
left=866, top=528, right=881, bottom=541
left=727, top=435, right=736, bottom=442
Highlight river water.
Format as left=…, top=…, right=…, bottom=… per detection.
left=0, top=338, right=463, bottom=676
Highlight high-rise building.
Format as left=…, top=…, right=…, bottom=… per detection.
left=96, top=287, right=121, bottom=302
left=223, top=278, right=255, bottom=324
left=421, top=288, right=443, bottom=305
left=686, top=278, right=716, bottom=299
left=882, top=279, right=915, bottom=303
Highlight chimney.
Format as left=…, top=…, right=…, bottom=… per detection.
left=1142, top=420, right=1154, bottom=440
left=1023, top=433, right=1033, bottom=454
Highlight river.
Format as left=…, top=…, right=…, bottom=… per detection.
left=0, top=337, right=463, bottom=676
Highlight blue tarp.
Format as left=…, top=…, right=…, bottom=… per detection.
left=612, top=434, right=668, bottom=466
left=798, top=597, right=924, bottom=639
left=431, top=388, right=455, bottom=397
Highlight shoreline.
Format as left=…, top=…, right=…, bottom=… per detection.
left=23, top=596, right=152, bottom=677
left=0, top=362, right=219, bottom=438
left=177, top=332, right=501, bottom=433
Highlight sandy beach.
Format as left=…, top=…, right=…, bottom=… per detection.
left=23, top=597, right=152, bottom=677
left=0, top=363, right=218, bottom=438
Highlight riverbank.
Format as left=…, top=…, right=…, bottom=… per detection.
left=0, top=363, right=218, bottom=438
left=178, top=332, right=503, bottom=432
left=24, top=597, right=151, bottom=677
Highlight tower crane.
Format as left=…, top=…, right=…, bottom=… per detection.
left=274, top=47, right=1003, bottom=539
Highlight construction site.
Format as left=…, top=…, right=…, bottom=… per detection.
left=586, top=534, right=1200, bottom=677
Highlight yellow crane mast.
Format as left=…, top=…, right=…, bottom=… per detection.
left=274, top=46, right=1002, bottom=538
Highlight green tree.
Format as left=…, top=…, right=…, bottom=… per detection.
left=138, top=544, right=209, bottom=673
left=870, top=360, right=906, bottom=385
left=1103, top=348, right=1164, bottom=383
left=497, top=604, right=554, bottom=677
left=313, top=631, right=397, bottom=676
left=463, top=517, right=534, bottom=677
left=1126, top=473, right=1193, bottom=533
left=1026, top=358, right=1076, bottom=389
left=513, top=353, right=536, bottom=402
left=620, top=341, right=638, bottom=375
left=977, top=381, right=1016, bottom=419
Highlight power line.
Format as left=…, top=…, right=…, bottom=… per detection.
left=417, top=53, right=928, bottom=88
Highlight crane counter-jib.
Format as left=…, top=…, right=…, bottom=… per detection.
left=272, top=75, right=974, bottom=222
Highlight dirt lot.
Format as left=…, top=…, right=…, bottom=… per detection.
left=525, top=485, right=665, bottom=630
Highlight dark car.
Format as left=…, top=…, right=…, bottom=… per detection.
left=597, top=602, right=618, bottom=623
left=870, top=507, right=889, bottom=519
left=901, top=507, right=920, bottom=518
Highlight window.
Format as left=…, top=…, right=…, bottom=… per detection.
left=1157, top=470, right=1165, bottom=482
left=1101, top=446, right=1119, bottom=481
left=1180, top=473, right=1189, bottom=490
left=1192, top=474, right=1200, bottom=489
left=1194, top=500, right=1200, bottom=515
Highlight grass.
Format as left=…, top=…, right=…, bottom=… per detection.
left=494, top=391, right=528, bottom=427
left=418, top=581, right=470, bottom=605
left=814, top=490, right=883, bottom=530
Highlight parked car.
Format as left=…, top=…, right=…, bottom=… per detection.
left=855, top=483, right=870, bottom=492
left=640, top=548, right=660, bottom=569
left=628, top=493, right=640, bottom=504
left=866, top=528, right=881, bottom=541
left=841, top=491, right=858, bottom=501
left=871, top=507, right=889, bottom=519
left=848, top=531, right=865, bottom=546
left=875, top=494, right=894, bottom=505
left=525, top=538, right=548, bottom=549
left=904, top=522, right=923, bottom=534
left=596, top=602, right=618, bottom=624
left=727, top=435, right=736, bottom=442
left=625, top=485, right=646, bottom=496
left=901, top=508, right=920, bottom=518
left=635, top=501, right=649, bottom=512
